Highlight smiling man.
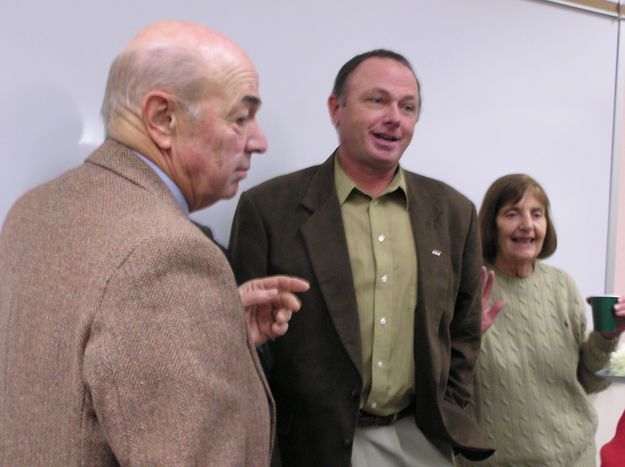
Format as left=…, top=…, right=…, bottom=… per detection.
left=0, top=20, right=309, bottom=466
left=229, top=50, right=494, bottom=466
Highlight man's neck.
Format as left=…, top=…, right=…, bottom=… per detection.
left=337, top=152, right=398, bottom=198
left=107, top=111, right=169, bottom=172
left=106, top=112, right=196, bottom=211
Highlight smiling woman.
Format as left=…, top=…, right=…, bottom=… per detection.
left=456, top=173, right=625, bottom=467
left=494, top=193, right=547, bottom=275
left=480, top=174, right=558, bottom=273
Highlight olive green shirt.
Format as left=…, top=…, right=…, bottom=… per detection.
left=334, top=158, right=417, bottom=416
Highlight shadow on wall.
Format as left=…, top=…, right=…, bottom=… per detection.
left=0, top=83, right=97, bottom=224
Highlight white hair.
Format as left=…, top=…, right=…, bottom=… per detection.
left=101, top=46, right=209, bottom=129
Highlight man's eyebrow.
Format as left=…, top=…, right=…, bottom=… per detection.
left=243, top=95, right=262, bottom=107
left=366, top=87, right=390, bottom=95
left=366, top=87, right=418, bottom=100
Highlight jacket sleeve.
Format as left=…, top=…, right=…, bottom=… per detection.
left=228, top=191, right=270, bottom=284
left=446, top=204, right=483, bottom=409
left=229, top=191, right=275, bottom=375
left=83, top=232, right=270, bottom=466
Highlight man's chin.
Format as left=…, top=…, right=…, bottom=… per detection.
left=221, top=182, right=240, bottom=200
left=364, top=147, right=404, bottom=167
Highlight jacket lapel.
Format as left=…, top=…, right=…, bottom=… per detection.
left=405, top=173, right=449, bottom=339
left=300, top=154, right=363, bottom=377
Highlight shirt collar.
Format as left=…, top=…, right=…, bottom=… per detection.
left=135, top=152, right=190, bottom=216
left=333, top=155, right=409, bottom=209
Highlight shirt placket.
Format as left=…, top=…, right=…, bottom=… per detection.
left=367, top=196, right=393, bottom=409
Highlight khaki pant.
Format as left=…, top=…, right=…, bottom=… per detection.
left=351, top=416, right=455, bottom=467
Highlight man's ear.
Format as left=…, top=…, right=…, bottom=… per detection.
left=143, top=91, right=177, bottom=150
left=328, top=94, right=341, bottom=128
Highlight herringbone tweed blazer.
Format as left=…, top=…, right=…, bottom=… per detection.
left=0, top=139, right=274, bottom=466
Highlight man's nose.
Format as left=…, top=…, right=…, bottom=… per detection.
left=247, top=121, right=268, bottom=154
left=383, top=104, right=401, bottom=126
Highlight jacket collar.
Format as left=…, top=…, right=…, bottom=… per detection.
left=86, top=138, right=185, bottom=218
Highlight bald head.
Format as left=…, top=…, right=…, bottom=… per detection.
left=101, top=20, right=253, bottom=129
left=128, top=20, right=237, bottom=55
left=100, top=20, right=267, bottom=212
left=128, top=20, right=252, bottom=71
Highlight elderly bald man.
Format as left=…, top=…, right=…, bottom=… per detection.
left=0, top=20, right=308, bottom=466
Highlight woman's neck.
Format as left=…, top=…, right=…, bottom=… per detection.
left=493, top=257, right=534, bottom=278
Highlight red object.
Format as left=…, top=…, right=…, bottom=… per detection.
left=601, top=410, right=625, bottom=467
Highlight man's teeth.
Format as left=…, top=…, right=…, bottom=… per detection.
left=375, top=133, right=398, bottom=141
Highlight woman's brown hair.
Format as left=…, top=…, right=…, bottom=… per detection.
left=479, top=174, right=557, bottom=264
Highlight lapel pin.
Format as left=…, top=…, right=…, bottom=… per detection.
left=432, top=249, right=442, bottom=256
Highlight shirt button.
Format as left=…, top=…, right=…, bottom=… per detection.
left=378, top=234, right=385, bottom=242
left=371, top=401, right=378, bottom=409
left=381, top=274, right=388, bottom=283
left=380, top=317, right=387, bottom=325
left=377, top=360, right=384, bottom=369
left=372, top=200, right=379, bottom=206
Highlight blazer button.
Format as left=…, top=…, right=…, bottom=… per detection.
left=343, top=438, right=353, bottom=447
left=349, top=389, right=359, bottom=401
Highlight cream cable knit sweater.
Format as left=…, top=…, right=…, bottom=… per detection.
left=456, top=262, right=617, bottom=467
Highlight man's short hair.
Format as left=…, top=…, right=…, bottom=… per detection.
left=101, top=46, right=210, bottom=128
left=331, top=49, right=421, bottom=103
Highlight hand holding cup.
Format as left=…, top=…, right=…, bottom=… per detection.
left=587, top=295, right=625, bottom=338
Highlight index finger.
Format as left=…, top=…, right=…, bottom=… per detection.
left=257, top=275, right=310, bottom=293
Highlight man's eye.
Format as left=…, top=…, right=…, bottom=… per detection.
left=236, top=115, right=249, bottom=126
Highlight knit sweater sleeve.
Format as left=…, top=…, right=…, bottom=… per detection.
left=564, top=272, right=617, bottom=393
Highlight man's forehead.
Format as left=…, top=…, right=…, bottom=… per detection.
left=357, top=56, right=414, bottom=73
left=347, top=59, right=418, bottom=92
left=219, top=89, right=262, bottom=116
left=208, top=64, right=261, bottom=102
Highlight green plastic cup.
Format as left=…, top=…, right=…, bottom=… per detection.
left=589, top=295, right=619, bottom=332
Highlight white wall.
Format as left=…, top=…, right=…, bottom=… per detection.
left=2, top=0, right=622, bottom=459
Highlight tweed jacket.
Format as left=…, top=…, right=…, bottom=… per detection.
left=0, top=139, right=273, bottom=466
left=228, top=153, right=494, bottom=466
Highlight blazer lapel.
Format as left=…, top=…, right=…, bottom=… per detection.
left=300, top=154, right=363, bottom=377
left=406, top=173, right=449, bottom=336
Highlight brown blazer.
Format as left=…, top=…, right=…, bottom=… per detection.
left=0, top=139, right=274, bottom=466
left=229, top=153, right=494, bottom=466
